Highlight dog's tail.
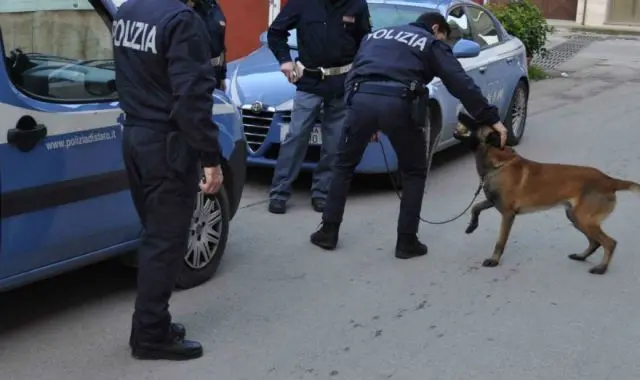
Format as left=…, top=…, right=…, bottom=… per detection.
left=613, top=179, right=640, bottom=194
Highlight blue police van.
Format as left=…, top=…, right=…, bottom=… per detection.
left=0, top=0, right=247, bottom=292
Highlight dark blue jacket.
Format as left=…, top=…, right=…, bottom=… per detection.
left=267, top=0, right=371, bottom=98
left=194, top=0, right=227, bottom=86
left=113, top=0, right=221, bottom=166
left=347, top=22, right=500, bottom=126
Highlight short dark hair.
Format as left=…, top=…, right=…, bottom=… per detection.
left=416, top=12, right=452, bottom=37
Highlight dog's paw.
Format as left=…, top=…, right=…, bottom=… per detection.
left=482, top=258, right=499, bottom=267
left=568, top=253, right=587, bottom=262
left=465, top=222, right=478, bottom=234
left=589, top=264, right=608, bottom=275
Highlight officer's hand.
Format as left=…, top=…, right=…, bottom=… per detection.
left=280, top=61, right=296, bottom=83
left=200, top=166, right=223, bottom=194
left=219, top=80, right=226, bottom=92
left=491, top=121, right=509, bottom=148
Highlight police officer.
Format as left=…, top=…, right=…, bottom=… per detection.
left=310, top=12, right=509, bottom=259
left=266, top=0, right=372, bottom=215
left=113, top=0, right=223, bottom=360
left=192, top=0, right=228, bottom=90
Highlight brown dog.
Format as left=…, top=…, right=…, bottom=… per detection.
left=454, top=113, right=640, bottom=275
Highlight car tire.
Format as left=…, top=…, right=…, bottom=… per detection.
left=505, top=80, right=529, bottom=146
left=175, top=186, right=230, bottom=290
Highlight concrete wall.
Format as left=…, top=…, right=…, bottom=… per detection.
left=0, top=10, right=112, bottom=61
left=0, top=0, right=273, bottom=63
left=576, top=0, right=609, bottom=26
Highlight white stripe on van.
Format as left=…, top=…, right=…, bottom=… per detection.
left=0, top=98, right=237, bottom=145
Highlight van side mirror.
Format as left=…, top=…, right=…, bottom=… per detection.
left=452, top=39, right=481, bottom=58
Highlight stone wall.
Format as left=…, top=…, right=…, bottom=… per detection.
left=0, top=10, right=112, bottom=61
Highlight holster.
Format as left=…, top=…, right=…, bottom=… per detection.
left=409, top=81, right=429, bottom=128
left=410, top=96, right=429, bottom=128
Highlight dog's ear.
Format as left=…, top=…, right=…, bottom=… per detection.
left=457, top=112, right=478, bottom=129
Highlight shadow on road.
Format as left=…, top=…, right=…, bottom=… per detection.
left=0, top=143, right=470, bottom=336
left=0, top=260, right=137, bottom=336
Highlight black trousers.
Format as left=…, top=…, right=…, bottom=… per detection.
left=122, top=126, right=199, bottom=343
left=322, top=83, right=440, bottom=235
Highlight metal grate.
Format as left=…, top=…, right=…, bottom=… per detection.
left=241, top=109, right=273, bottom=152
left=531, top=37, right=597, bottom=70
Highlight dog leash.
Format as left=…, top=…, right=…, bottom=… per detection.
left=379, top=140, right=485, bottom=225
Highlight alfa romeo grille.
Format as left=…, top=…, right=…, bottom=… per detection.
left=241, top=109, right=274, bottom=152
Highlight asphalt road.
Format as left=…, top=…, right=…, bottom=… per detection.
left=2, top=38, right=640, bottom=380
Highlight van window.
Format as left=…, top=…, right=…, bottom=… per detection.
left=0, top=0, right=117, bottom=103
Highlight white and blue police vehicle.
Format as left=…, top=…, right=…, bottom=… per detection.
left=0, top=0, right=247, bottom=292
left=227, top=0, right=529, bottom=175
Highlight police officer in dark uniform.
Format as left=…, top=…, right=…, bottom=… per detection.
left=310, top=12, right=509, bottom=259
left=113, top=0, right=223, bottom=360
left=192, top=0, right=228, bottom=90
left=266, top=0, right=372, bottom=215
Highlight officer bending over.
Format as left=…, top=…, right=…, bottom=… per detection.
left=192, top=0, right=228, bottom=90
left=310, top=12, right=509, bottom=259
left=113, top=0, right=223, bottom=360
left=266, top=0, right=372, bottom=215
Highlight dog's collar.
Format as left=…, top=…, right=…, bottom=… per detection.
left=482, top=156, right=518, bottom=182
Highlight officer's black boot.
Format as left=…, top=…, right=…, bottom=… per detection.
left=268, top=199, right=287, bottom=214
left=129, top=323, right=186, bottom=349
left=395, top=233, right=428, bottom=259
left=131, top=333, right=203, bottom=361
left=311, top=198, right=326, bottom=213
left=310, top=222, right=340, bottom=250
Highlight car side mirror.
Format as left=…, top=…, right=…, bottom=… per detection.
left=259, top=31, right=267, bottom=45
left=452, top=39, right=481, bottom=58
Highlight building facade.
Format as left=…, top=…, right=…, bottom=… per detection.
left=488, top=0, right=640, bottom=27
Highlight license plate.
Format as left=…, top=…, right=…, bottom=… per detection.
left=280, top=124, right=322, bottom=145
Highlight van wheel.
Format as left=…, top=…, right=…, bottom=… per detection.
left=505, top=81, right=529, bottom=146
left=175, top=186, right=230, bottom=290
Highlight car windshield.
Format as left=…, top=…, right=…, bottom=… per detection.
left=284, top=4, right=436, bottom=49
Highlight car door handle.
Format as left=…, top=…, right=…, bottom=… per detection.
left=7, top=116, right=48, bottom=152
left=506, top=57, right=514, bottom=64
left=479, top=66, right=487, bottom=74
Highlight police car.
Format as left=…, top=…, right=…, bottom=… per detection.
left=0, top=0, right=246, bottom=292
left=226, top=0, right=529, bottom=174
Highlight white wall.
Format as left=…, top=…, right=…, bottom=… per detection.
left=0, top=0, right=111, bottom=61
left=576, top=0, right=610, bottom=26
left=0, top=0, right=94, bottom=12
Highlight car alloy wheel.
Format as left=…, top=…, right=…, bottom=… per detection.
left=185, top=191, right=223, bottom=270
left=511, top=86, right=527, bottom=139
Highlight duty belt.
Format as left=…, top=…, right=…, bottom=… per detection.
left=294, top=59, right=352, bottom=80
left=210, top=53, right=224, bottom=67
left=346, top=80, right=426, bottom=105
left=352, top=82, right=412, bottom=99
